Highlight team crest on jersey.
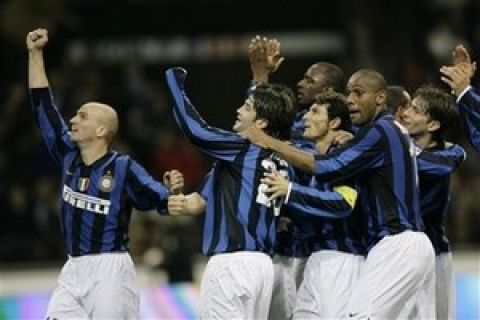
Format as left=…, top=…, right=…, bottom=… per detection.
left=78, top=177, right=90, bottom=192
left=99, top=172, right=114, bottom=192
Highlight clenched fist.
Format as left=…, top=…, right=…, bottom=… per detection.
left=163, top=169, right=184, bottom=195
left=26, top=29, right=48, bottom=51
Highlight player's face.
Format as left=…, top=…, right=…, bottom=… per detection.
left=346, top=74, right=383, bottom=126
left=303, top=103, right=330, bottom=140
left=399, top=97, right=431, bottom=137
left=297, top=66, right=329, bottom=105
left=233, top=96, right=257, bottom=134
left=69, top=104, right=101, bottom=142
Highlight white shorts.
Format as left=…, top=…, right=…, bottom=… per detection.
left=435, top=252, right=455, bottom=320
left=399, top=251, right=454, bottom=320
left=268, top=254, right=307, bottom=320
left=293, top=250, right=364, bottom=319
left=346, top=231, right=436, bottom=320
left=198, top=251, right=274, bottom=320
left=46, top=252, right=139, bottom=320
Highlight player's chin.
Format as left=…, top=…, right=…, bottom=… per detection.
left=302, top=130, right=312, bottom=139
left=350, top=113, right=363, bottom=125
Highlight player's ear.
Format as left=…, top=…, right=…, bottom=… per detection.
left=427, top=119, right=441, bottom=133
left=96, top=125, right=108, bottom=139
left=329, top=117, right=341, bottom=130
left=256, top=118, right=269, bottom=129
left=376, top=89, right=387, bottom=106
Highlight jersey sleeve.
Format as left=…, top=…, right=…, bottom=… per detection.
left=287, top=182, right=358, bottom=218
left=313, top=125, right=384, bottom=184
left=166, top=67, right=248, bottom=162
left=457, top=88, right=480, bottom=151
left=417, top=144, right=466, bottom=176
left=30, top=87, right=76, bottom=165
left=125, top=159, right=170, bottom=214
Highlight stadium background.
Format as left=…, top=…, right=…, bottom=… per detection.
left=0, top=0, right=479, bottom=318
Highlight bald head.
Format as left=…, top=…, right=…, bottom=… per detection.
left=349, top=69, right=387, bottom=92
left=83, top=102, right=119, bottom=143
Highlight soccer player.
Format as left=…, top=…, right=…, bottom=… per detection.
left=165, top=67, right=296, bottom=319
left=27, top=28, right=188, bottom=319
left=261, top=92, right=365, bottom=318
left=399, top=85, right=466, bottom=319
left=440, top=45, right=480, bottom=151
left=248, top=35, right=349, bottom=319
left=246, top=69, right=436, bottom=319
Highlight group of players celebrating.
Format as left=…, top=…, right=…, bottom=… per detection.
left=28, top=28, right=478, bottom=319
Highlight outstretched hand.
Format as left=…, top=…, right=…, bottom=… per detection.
left=26, top=29, right=48, bottom=51
left=440, top=62, right=477, bottom=96
left=452, top=45, right=472, bottom=65
left=439, top=44, right=477, bottom=96
left=248, top=35, right=284, bottom=85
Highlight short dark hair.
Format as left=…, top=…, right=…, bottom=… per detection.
left=412, top=85, right=458, bottom=144
left=353, top=69, right=387, bottom=92
left=315, top=92, right=352, bottom=132
left=311, top=62, right=346, bottom=93
left=386, top=85, right=410, bottom=114
left=252, top=84, right=297, bottom=140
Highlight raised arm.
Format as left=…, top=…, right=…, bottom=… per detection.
left=27, top=28, right=76, bottom=164
left=165, top=67, right=247, bottom=162
left=27, top=28, right=49, bottom=88
left=440, top=46, right=480, bottom=150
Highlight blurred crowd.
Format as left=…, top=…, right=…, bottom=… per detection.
left=1, top=0, right=480, bottom=282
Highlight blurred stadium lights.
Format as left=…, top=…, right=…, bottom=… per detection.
left=66, top=31, right=346, bottom=64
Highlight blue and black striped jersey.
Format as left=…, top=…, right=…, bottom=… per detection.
left=291, top=109, right=307, bottom=140
left=166, top=68, right=288, bottom=256
left=30, top=88, right=170, bottom=256
left=457, top=87, right=480, bottom=151
left=312, top=112, right=422, bottom=250
left=278, top=162, right=365, bottom=257
left=417, top=144, right=466, bottom=254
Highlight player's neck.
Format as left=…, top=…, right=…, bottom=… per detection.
left=413, top=133, right=436, bottom=149
left=315, top=133, right=334, bottom=154
left=79, top=142, right=109, bottom=165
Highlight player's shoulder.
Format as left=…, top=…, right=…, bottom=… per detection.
left=108, top=151, right=134, bottom=168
